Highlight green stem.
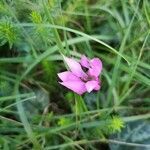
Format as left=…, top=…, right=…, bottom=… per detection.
left=13, top=79, right=41, bottom=150
left=42, top=0, right=64, bottom=54
left=106, top=0, right=140, bottom=107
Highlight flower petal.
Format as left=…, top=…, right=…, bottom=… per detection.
left=63, top=55, right=86, bottom=78
left=94, top=83, right=101, bottom=91
left=85, top=80, right=99, bottom=93
left=59, top=81, right=86, bottom=95
left=58, top=71, right=80, bottom=82
left=89, top=58, right=102, bottom=77
left=80, top=55, right=90, bottom=68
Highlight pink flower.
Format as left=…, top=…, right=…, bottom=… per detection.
left=58, top=55, right=102, bottom=95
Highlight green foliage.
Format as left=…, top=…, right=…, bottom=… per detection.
left=0, top=18, right=18, bottom=48
left=109, top=120, right=150, bottom=150
left=0, top=81, right=10, bottom=96
left=0, top=0, right=150, bottom=149
left=30, top=11, right=42, bottom=24
left=108, top=116, right=124, bottom=133
left=58, top=117, right=72, bottom=126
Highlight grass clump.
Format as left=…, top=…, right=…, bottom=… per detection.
left=0, top=0, right=150, bottom=149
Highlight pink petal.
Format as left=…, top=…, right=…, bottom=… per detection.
left=94, top=83, right=101, bottom=91
left=59, top=81, right=86, bottom=95
left=58, top=71, right=80, bottom=82
left=80, top=55, right=90, bottom=68
left=89, top=58, right=102, bottom=77
left=85, top=80, right=99, bottom=93
left=63, top=55, right=86, bottom=78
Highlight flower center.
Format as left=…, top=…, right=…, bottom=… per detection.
left=80, top=66, right=97, bottom=82
left=81, top=75, right=95, bottom=82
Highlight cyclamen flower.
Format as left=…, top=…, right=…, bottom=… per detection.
left=58, top=55, right=102, bottom=95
